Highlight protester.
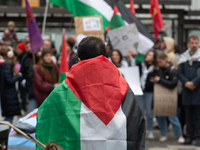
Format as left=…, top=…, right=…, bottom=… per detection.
left=174, top=45, right=183, bottom=61
left=58, top=37, right=76, bottom=68
left=160, top=37, right=178, bottom=69
left=0, top=46, right=22, bottom=123
left=105, top=41, right=111, bottom=58
left=42, top=39, right=57, bottom=63
left=43, top=39, right=51, bottom=50
left=2, top=21, right=19, bottom=47
left=135, top=50, right=158, bottom=139
left=32, top=49, right=59, bottom=106
left=152, top=40, right=160, bottom=51
left=111, top=50, right=128, bottom=68
left=15, top=36, right=29, bottom=56
left=14, top=36, right=30, bottom=112
left=178, top=35, right=200, bottom=146
left=126, top=51, right=138, bottom=66
left=51, top=42, right=59, bottom=61
left=36, top=37, right=145, bottom=150
left=154, top=53, right=184, bottom=143
left=20, top=42, right=39, bottom=113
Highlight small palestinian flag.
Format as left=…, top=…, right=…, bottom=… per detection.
left=60, top=29, right=69, bottom=82
left=36, top=56, right=145, bottom=150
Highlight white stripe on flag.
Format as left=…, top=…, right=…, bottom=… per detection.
left=124, top=21, right=154, bottom=54
left=80, top=103, right=127, bottom=150
left=78, top=0, right=114, bottom=21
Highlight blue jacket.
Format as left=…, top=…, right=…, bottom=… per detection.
left=178, top=61, right=200, bottom=105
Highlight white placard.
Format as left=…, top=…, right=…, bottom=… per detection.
left=83, top=17, right=102, bottom=31
left=108, top=23, right=140, bottom=56
left=118, top=67, right=143, bottom=95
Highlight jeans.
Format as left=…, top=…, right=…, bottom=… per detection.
left=135, top=92, right=153, bottom=131
left=28, top=98, right=38, bottom=113
left=4, top=116, right=13, bottom=124
left=157, top=116, right=182, bottom=137
left=185, top=105, right=200, bottom=139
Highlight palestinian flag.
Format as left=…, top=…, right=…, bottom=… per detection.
left=60, top=30, right=69, bottom=82
left=36, top=56, right=145, bottom=150
left=110, top=0, right=154, bottom=64
left=106, top=5, right=124, bottom=31
left=49, top=0, right=154, bottom=63
left=49, top=0, right=114, bottom=32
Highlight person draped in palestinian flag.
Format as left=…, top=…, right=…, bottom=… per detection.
left=36, top=37, right=145, bottom=150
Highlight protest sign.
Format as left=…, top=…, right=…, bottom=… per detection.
left=74, top=16, right=105, bottom=41
left=154, top=84, right=178, bottom=116
left=118, top=67, right=143, bottom=95
left=22, top=0, right=40, bottom=7
left=108, top=23, right=140, bottom=56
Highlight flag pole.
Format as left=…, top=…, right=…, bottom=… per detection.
left=42, top=0, right=49, bottom=37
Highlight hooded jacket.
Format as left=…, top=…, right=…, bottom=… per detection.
left=163, top=37, right=178, bottom=69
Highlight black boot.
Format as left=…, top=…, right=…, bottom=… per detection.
left=195, top=138, right=200, bottom=146
left=184, top=138, right=193, bottom=145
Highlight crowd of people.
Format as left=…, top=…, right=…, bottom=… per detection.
left=0, top=21, right=200, bottom=146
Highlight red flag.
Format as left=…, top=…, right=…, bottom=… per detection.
left=60, top=30, right=69, bottom=82
left=129, top=0, right=136, bottom=14
left=149, top=0, right=164, bottom=40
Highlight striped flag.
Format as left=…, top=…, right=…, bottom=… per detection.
left=106, top=5, right=125, bottom=31
left=60, top=30, right=69, bottom=82
left=36, top=56, right=145, bottom=150
left=113, top=1, right=154, bottom=56
left=49, top=0, right=114, bottom=32
left=49, top=0, right=154, bottom=63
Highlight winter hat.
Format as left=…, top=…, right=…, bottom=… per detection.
left=42, top=49, right=52, bottom=58
left=67, top=37, right=76, bottom=49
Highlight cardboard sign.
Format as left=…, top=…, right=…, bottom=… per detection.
left=154, top=84, right=177, bottom=117
left=108, top=23, right=140, bottom=56
left=74, top=16, right=105, bottom=41
left=118, top=67, right=143, bottom=95
left=22, top=0, right=40, bottom=7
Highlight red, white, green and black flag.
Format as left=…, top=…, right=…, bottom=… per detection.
left=49, top=0, right=154, bottom=63
left=36, top=56, right=145, bottom=150
left=109, top=0, right=154, bottom=63
left=106, top=5, right=124, bottom=31
left=60, top=30, right=69, bottom=82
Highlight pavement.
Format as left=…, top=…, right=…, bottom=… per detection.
left=146, top=126, right=200, bottom=150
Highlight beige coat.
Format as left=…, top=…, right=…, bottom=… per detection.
left=163, top=37, right=178, bottom=69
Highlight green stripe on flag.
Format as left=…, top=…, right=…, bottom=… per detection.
left=107, top=14, right=124, bottom=30
left=60, top=72, right=67, bottom=83
left=36, top=81, right=82, bottom=150
left=49, top=0, right=109, bottom=31
left=136, top=52, right=145, bottom=64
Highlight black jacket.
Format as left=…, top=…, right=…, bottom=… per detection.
left=0, top=62, right=22, bottom=117
left=20, top=52, right=38, bottom=99
left=157, top=62, right=178, bottom=89
left=178, top=61, right=200, bottom=105
left=138, top=62, right=158, bottom=92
